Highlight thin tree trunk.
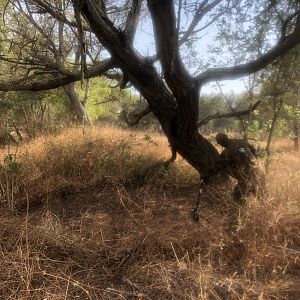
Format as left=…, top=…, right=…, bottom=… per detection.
left=292, top=96, right=299, bottom=151
left=30, top=102, right=37, bottom=137
left=58, top=6, right=91, bottom=126
left=21, top=104, right=33, bottom=138
left=63, top=82, right=91, bottom=125
left=12, top=120, right=23, bottom=142
left=265, top=99, right=283, bottom=173
left=293, top=122, right=299, bottom=151
left=39, top=100, right=47, bottom=131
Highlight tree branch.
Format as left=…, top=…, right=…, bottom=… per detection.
left=147, top=0, right=192, bottom=92
left=179, top=0, right=222, bottom=45
left=31, top=0, right=90, bottom=31
left=146, top=0, right=225, bottom=64
left=20, top=0, right=60, bottom=60
left=195, top=11, right=300, bottom=86
left=94, top=95, right=120, bottom=105
left=124, top=0, right=142, bottom=43
left=198, top=100, right=261, bottom=127
left=0, top=59, right=114, bottom=91
left=80, top=0, right=178, bottom=127
left=280, top=10, right=299, bottom=42
left=124, top=106, right=151, bottom=126
left=147, top=0, right=203, bottom=137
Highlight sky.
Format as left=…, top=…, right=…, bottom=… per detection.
left=202, top=80, right=246, bottom=94
left=133, top=7, right=247, bottom=95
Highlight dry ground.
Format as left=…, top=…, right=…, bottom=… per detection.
left=0, top=127, right=299, bottom=299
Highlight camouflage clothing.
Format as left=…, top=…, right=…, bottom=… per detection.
left=216, top=133, right=264, bottom=205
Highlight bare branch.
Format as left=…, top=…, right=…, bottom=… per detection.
left=104, top=70, right=123, bottom=81
left=179, top=0, right=222, bottom=45
left=0, top=53, right=74, bottom=76
left=102, top=69, right=130, bottom=89
left=124, top=0, right=142, bottom=42
left=19, top=0, right=60, bottom=59
left=147, top=0, right=225, bottom=64
left=94, top=95, right=120, bottom=105
left=280, top=10, right=299, bottom=41
left=198, top=100, right=261, bottom=127
left=124, top=106, right=151, bottom=126
left=195, top=11, right=300, bottom=86
left=30, top=0, right=90, bottom=31
left=0, top=59, right=114, bottom=91
left=176, top=0, right=183, bottom=39
left=180, top=8, right=228, bottom=39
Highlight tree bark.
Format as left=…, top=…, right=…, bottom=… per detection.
left=63, top=82, right=91, bottom=125
left=3, top=0, right=300, bottom=180
left=79, top=0, right=220, bottom=179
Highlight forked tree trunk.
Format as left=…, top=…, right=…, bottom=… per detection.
left=126, top=66, right=220, bottom=178
left=81, top=1, right=219, bottom=179
left=63, top=82, right=91, bottom=125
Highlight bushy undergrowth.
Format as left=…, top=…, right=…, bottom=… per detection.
left=0, top=126, right=299, bottom=299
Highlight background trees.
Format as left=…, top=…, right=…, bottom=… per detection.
left=0, top=0, right=300, bottom=178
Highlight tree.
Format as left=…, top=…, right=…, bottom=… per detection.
left=1, top=0, right=300, bottom=180
left=0, top=88, right=73, bottom=139
left=258, top=46, right=300, bottom=160
left=280, top=47, right=300, bottom=151
left=0, top=0, right=97, bottom=124
left=198, top=94, right=238, bottom=133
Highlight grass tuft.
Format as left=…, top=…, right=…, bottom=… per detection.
left=0, top=126, right=299, bottom=299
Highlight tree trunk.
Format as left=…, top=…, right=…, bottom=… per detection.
left=63, top=82, right=91, bottom=125
left=265, top=99, right=283, bottom=173
left=293, top=122, right=299, bottom=151
left=21, top=104, right=33, bottom=138
left=12, top=120, right=23, bottom=142
left=128, top=70, right=220, bottom=178
left=81, top=2, right=219, bottom=178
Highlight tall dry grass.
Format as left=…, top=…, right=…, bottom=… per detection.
left=0, top=126, right=299, bottom=299
left=0, top=127, right=196, bottom=208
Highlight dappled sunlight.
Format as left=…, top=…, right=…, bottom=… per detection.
left=0, top=127, right=299, bottom=299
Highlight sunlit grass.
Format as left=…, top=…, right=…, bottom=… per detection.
left=0, top=126, right=299, bottom=299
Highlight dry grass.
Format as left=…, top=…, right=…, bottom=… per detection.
left=1, top=127, right=195, bottom=208
left=0, top=126, right=299, bottom=299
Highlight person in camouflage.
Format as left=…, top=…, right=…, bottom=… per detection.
left=190, top=133, right=265, bottom=223
left=215, top=133, right=264, bottom=206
